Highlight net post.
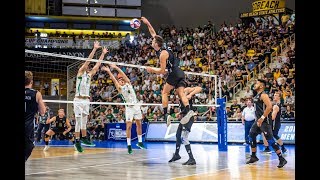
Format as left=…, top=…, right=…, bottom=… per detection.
left=218, top=77, right=222, bottom=98
left=217, top=97, right=227, bottom=151
left=214, top=75, right=217, bottom=105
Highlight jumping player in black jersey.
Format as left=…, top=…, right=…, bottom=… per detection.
left=140, top=17, right=194, bottom=125
left=43, top=109, right=75, bottom=151
left=261, top=92, right=287, bottom=153
left=246, top=79, right=287, bottom=168
left=25, top=71, right=46, bottom=162
left=168, top=86, right=202, bottom=165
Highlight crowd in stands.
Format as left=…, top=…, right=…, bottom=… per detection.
left=64, top=15, right=295, bottom=129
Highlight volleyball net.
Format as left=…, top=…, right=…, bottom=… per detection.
left=25, top=49, right=222, bottom=122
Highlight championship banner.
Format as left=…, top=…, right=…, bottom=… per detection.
left=25, top=38, right=73, bottom=47
left=25, top=38, right=120, bottom=48
left=252, top=0, right=285, bottom=12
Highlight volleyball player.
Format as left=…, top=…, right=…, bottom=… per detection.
left=36, top=104, right=50, bottom=143
left=102, top=64, right=145, bottom=154
left=25, top=71, right=46, bottom=162
left=168, top=86, right=202, bottom=165
left=43, top=109, right=75, bottom=151
left=73, top=42, right=108, bottom=152
left=261, top=92, right=287, bottom=153
left=246, top=79, right=287, bottom=168
left=140, top=17, right=194, bottom=125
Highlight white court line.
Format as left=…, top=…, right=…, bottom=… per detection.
left=169, top=158, right=279, bottom=180
left=30, top=147, right=142, bottom=160
left=26, top=156, right=161, bottom=176
left=30, top=149, right=115, bottom=160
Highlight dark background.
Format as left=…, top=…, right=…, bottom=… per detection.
left=141, top=0, right=295, bottom=30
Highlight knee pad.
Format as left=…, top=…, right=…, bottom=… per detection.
left=81, top=115, right=88, bottom=130
left=67, top=133, right=73, bottom=140
left=75, top=117, right=82, bottom=132
left=264, top=132, right=273, bottom=140
left=181, top=130, right=190, bottom=145
left=45, top=134, right=50, bottom=138
left=249, top=136, right=257, bottom=148
left=269, top=140, right=280, bottom=151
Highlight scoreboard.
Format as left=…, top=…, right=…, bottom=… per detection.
left=62, top=0, right=141, bottom=17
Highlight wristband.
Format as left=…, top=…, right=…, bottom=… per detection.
left=261, top=115, right=265, bottom=120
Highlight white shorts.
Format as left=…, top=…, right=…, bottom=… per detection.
left=73, top=97, right=90, bottom=117
left=125, top=105, right=142, bottom=122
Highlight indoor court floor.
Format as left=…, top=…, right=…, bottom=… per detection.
left=26, top=141, right=295, bottom=180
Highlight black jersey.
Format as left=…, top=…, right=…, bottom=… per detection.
left=253, top=91, right=269, bottom=122
left=52, top=116, right=67, bottom=130
left=25, top=88, right=38, bottom=137
left=38, top=110, right=50, bottom=124
left=273, top=102, right=281, bottom=123
left=156, top=47, right=179, bottom=73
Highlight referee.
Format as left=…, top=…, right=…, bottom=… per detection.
left=241, top=99, right=255, bottom=145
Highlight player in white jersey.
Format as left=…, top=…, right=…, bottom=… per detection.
left=73, top=41, right=108, bottom=153
left=102, top=64, right=145, bottom=154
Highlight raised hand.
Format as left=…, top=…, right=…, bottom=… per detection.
left=109, top=63, right=117, bottom=69
left=102, top=47, right=109, bottom=54
left=140, top=17, right=150, bottom=24
left=93, top=41, right=101, bottom=49
left=101, top=66, right=111, bottom=73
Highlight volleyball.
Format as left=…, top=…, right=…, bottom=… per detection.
left=130, top=18, right=141, bottom=29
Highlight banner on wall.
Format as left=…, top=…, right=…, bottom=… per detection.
left=252, top=0, right=285, bottom=12
left=25, top=38, right=72, bottom=47
left=51, top=79, right=59, bottom=96
left=240, top=8, right=286, bottom=18
left=145, top=122, right=295, bottom=144
left=25, top=38, right=120, bottom=49
left=105, top=123, right=148, bottom=141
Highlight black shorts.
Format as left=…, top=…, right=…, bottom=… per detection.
left=271, top=120, right=281, bottom=138
left=51, top=127, right=66, bottom=134
left=249, top=120, right=273, bottom=139
left=51, top=128, right=73, bottom=139
left=166, top=67, right=186, bottom=88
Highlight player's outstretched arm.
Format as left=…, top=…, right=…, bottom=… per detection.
left=146, top=50, right=168, bottom=74
left=89, top=47, right=108, bottom=77
left=141, top=17, right=157, bottom=38
left=101, top=66, right=121, bottom=92
left=109, top=64, right=131, bottom=84
left=78, top=41, right=101, bottom=75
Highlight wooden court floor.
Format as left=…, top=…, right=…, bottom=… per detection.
left=26, top=143, right=295, bottom=180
